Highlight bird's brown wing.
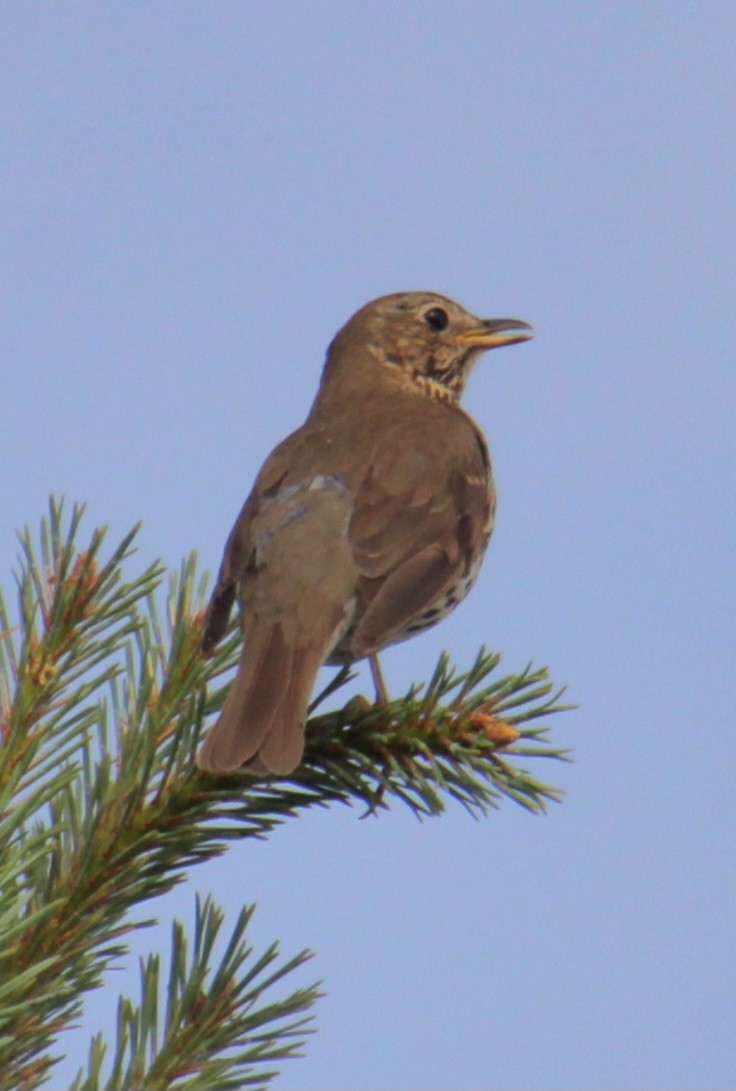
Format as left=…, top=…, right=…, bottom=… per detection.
left=348, top=417, right=493, bottom=656
left=201, top=506, right=251, bottom=653
left=201, top=441, right=295, bottom=653
left=198, top=434, right=358, bottom=775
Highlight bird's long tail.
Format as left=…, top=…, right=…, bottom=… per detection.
left=197, top=617, right=338, bottom=776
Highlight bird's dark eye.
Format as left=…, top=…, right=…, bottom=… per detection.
left=424, top=307, right=449, bottom=332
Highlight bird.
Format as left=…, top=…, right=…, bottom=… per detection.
left=197, top=291, right=532, bottom=776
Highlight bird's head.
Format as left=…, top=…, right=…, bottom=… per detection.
left=325, top=291, right=532, bottom=402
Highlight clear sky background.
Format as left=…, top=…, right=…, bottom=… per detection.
left=2, top=4, right=735, bottom=1089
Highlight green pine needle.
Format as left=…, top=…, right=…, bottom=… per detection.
left=0, top=500, right=574, bottom=1090
left=69, top=897, right=317, bottom=1091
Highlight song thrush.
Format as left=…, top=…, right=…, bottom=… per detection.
left=197, top=291, right=532, bottom=775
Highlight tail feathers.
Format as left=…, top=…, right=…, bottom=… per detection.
left=257, top=645, right=325, bottom=774
left=196, top=622, right=325, bottom=776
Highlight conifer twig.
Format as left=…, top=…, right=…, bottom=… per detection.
left=0, top=500, right=573, bottom=1089
left=70, top=896, right=318, bottom=1091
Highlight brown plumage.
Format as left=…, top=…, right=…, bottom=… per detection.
left=197, top=292, right=532, bottom=775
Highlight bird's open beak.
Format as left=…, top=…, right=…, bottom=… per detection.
left=455, top=318, right=533, bottom=349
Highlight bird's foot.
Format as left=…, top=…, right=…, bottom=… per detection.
left=368, top=652, right=390, bottom=705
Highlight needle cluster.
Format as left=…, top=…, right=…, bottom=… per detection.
left=0, top=500, right=571, bottom=1090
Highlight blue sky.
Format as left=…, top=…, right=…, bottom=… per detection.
left=2, top=4, right=735, bottom=1088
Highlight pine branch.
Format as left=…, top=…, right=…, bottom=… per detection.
left=0, top=500, right=573, bottom=1088
left=70, top=896, right=318, bottom=1091
left=297, top=648, right=571, bottom=818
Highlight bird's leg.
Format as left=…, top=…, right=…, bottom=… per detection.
left=369, top=653, right=389, bottom=706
